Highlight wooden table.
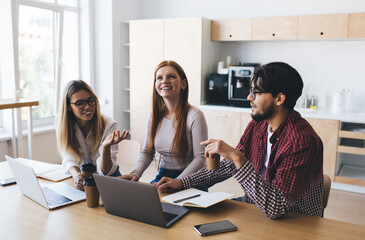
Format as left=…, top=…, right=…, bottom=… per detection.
left=0, top=99, right=39, bottom=158
left=0, top=174, right=364, bottom=240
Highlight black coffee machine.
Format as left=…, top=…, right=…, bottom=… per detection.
left=228, top=63, right=260, bottom=107
left=206, top=73, right=228, bottom=105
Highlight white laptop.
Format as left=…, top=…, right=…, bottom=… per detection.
left=6, top=155, right=85, bottom=210
left=94, top=174, right=190, bottom=228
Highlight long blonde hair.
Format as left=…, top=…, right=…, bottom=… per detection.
left=56, top=80, right=106, bottom=165
left=148, top=60, right=190, bottom=167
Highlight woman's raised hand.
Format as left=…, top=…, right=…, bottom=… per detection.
left=102, top=130, right=129, bottom=148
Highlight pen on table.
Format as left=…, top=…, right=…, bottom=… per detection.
left=173, top=194, right=201, bottom=203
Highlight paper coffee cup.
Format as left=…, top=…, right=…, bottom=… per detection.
left=206, top=154, right=220, bottom=170
left=84, top=178, right=99, bottom=208
left=85, top=186, right=99, bottom=208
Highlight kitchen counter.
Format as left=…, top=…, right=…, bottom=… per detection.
left=200, top=104, right=365, bottom=124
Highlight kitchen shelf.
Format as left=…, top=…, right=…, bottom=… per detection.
left=338, top=164, right=365, bottom=180
left=336, top=164, right=365, bottom=186
left=335, top=121, right=365, bottom=187
left=339, top=130, right=365, bottom=140
left=120, top=21, right=130, bottom=131
left=338, top=146, right=365, bottom=155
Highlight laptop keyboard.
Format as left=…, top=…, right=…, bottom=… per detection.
left=43, top=187, right=72, bottom=207
left=163, top=211, right=178, bottom=223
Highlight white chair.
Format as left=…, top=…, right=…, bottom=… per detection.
left=116, top=139, right=141, bottom=165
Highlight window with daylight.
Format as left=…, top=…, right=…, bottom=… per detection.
left=17, top=0, right=79, bottom=123
left=0, top=0, right=92, bottom=138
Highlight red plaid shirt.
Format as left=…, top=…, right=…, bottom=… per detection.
left=181, top=110, right=324, bottom=219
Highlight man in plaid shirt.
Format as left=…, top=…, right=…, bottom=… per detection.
left=158, top=62, right=323, bottom=219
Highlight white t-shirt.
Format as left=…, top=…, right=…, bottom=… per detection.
left=61, top=117, right=119, bottom=176
left=262, top=125, right=273, bottom=177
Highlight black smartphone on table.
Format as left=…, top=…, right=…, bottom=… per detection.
left=194, top=220, right=237, bottom=236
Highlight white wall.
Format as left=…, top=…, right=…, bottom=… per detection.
left=0, top=130, right=59, bottom=163
left=220, top=41, right=365, bottom=112
left=139, top=0, right=365, bottom=19
left=132, top=0, right=365, bottom=112
left=111, top=0, right=141, bottom=130
left=93, top=0, right=114, bottom=118
left=93, top=0, right=141, bottom=128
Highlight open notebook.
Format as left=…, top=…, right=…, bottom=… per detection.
left=1, top=156, right=70, bottom=183
left=162, top=188, right=234, bottom=208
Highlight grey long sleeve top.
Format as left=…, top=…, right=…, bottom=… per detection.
left=130, top=106, right=208, bottom=179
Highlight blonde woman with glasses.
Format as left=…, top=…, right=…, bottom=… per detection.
left=56, top=80, right=129, bottom=190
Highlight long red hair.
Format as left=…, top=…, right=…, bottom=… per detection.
left=148, top=60, right=190, bottom=166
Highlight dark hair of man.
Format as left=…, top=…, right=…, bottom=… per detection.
left=250, top=62, right=303, bottom=109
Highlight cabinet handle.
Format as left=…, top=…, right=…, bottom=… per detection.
left=272, top=33, right=275, bottom=36
left=320, top=32, right=324, bottom=35
left=229, top=34, right=232, bottom=37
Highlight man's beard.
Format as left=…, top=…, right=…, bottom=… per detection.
left=251, top=102, right=275, bottom=122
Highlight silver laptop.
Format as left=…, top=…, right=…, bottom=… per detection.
left=94, top=174, right=190, bottom=228
left=6, top=155, right=85, bottom=210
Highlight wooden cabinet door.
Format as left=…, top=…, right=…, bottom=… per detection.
left=349, top=12, right=365, bottom=38
left=164, top=18, right=203, bottom=107
left=129, top=19, right=164, bottom=145
left=211, top=18, right=252, bottom=41
left=240, top=112, right=252, bottom=134
left=297, top=14, right=349, bottom=39
left=306, top=118, right=340, bottom=181
left=202, top=110, right=242, bottom=147
left=252, top=16, right=297, bottom=40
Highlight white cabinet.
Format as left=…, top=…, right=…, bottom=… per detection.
left=163, top=18, right=203, bottom=107
left=201, top=109, right=242, bottom=147
left=211, top=18, right=252, bottom=41
left=211, top=12, right=365, bottom=41
left=129, top=18, right=214, bottom=145
left=129, top=19, right=164, bottom=145
left=306, top=118, right=340, bottom=181
left=297, top=13, right=349, bottom=39
left=348, top=12, right=365, bottom=38
left=252, top=16, right=297, bottom=40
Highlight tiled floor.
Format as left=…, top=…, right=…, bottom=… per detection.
left=120, top=163, right=365, bottom=226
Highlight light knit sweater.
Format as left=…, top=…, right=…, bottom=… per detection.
left=131, top=106, right=208, bottom=179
